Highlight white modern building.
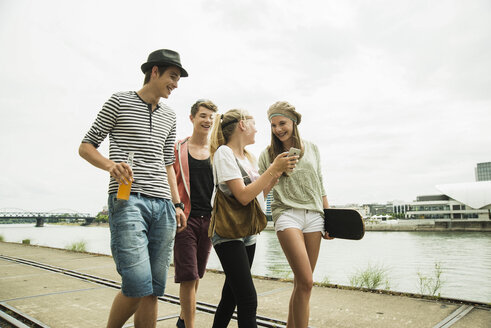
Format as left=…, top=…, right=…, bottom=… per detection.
left=405, top=181, right=491, bottom=220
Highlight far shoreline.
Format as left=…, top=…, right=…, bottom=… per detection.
left=365, top=219, right=491, bottom=232
left=2, top=220, right=491, bottom=232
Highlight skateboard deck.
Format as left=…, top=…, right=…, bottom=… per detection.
left=324, top=208, right=365, bottom=240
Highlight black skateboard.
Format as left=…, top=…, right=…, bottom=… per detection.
left=324, top=208, right=365, bottom=240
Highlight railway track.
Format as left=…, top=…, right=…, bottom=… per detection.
left=0, top=301, right=49, bottom=328
left=0, top=254, right=287, bottom=327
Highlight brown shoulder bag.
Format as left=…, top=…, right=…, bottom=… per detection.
left=208, top=158, right=267, bottom=239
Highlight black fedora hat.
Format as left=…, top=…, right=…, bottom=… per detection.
left=141, top=49, right=188, bottom=77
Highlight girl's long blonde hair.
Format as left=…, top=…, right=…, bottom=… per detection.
left=210, top=109, right=255, bottom=164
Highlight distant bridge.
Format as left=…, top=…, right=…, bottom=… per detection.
left=0, top=210, right=95, bottom=227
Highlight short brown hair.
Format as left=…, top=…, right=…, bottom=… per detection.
left=190, top=99, right=218, bottom=117
left=143, top=65, right=169, bottom=85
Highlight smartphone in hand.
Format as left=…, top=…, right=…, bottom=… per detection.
left=284, top=147, right=300, bottom=177
left=288, top=147, right=300, bottom=157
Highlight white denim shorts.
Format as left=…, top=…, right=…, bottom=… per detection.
left=274, top=208, right=324, bottom=233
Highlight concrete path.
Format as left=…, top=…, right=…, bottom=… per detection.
left=0, top=242, right=489, bottom=327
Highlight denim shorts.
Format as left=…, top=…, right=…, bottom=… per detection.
left=108, top=193, right=176, bottom=297
left=211, top=232, right=256, bottom=247
left=275, top=208, right=324, bottom=233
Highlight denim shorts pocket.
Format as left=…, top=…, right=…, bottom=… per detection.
left=112, top=222, right=147, bottom=268
left=109, top=195, right=134, bottom=216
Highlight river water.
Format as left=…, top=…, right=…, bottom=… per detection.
left=0, top=224, right=490, bottom=303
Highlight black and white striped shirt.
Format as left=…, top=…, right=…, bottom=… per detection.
left=82, top=91, right=176, bottom=200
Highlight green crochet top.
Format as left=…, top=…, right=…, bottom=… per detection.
left=258, top=140, right=326, bottom=222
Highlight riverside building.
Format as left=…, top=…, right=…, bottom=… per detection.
left=265, top=192, right=273, bottom=221
left=405, top=182, right=491, bottom=220
left=475, top=162, right=491, bottom=181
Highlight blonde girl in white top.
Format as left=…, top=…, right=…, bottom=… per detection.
left=209, top=109, right=297, bottom=328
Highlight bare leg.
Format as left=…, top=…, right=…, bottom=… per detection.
left=287, top=285, right=295, bottom=326
left=134, top=295, right=158, bottom=328
left=179, top=279, right=199, bottom=328
left=303, top=232, right=322, bottom=273
left=277, top=229, right=322, bottom=328
left=106, top=291, right=141, bottom=328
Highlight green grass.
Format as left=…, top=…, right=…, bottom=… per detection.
left=417, top=262, right=444, bottom=297
left=318, top=276, right=331, bottom=287
left=273, top=270, right=293, bottom=280
left=22, top=238, right=31, bottom=245
left=267, top=266, right=294, bottom=280
left=349, top=263, right=391, bottom=290
left=66, top=240, right=87, bottom=252
left=0, top=234, right=4, bottom=242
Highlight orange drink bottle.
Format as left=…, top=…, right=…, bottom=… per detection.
left=116, top=152, right=134, bottom=200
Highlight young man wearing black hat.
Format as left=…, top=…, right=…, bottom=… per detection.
left=79, top=49, right=188, bottom=328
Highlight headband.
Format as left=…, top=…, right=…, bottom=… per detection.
left=221, top=118, right=239, bottom=129
left=269, top=113, right=298, bottom=123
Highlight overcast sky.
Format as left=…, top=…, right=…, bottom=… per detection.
left=1, top=0, right=490, bottom=215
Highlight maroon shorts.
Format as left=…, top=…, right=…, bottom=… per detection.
left=174, top=215, right=212, bottom=283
